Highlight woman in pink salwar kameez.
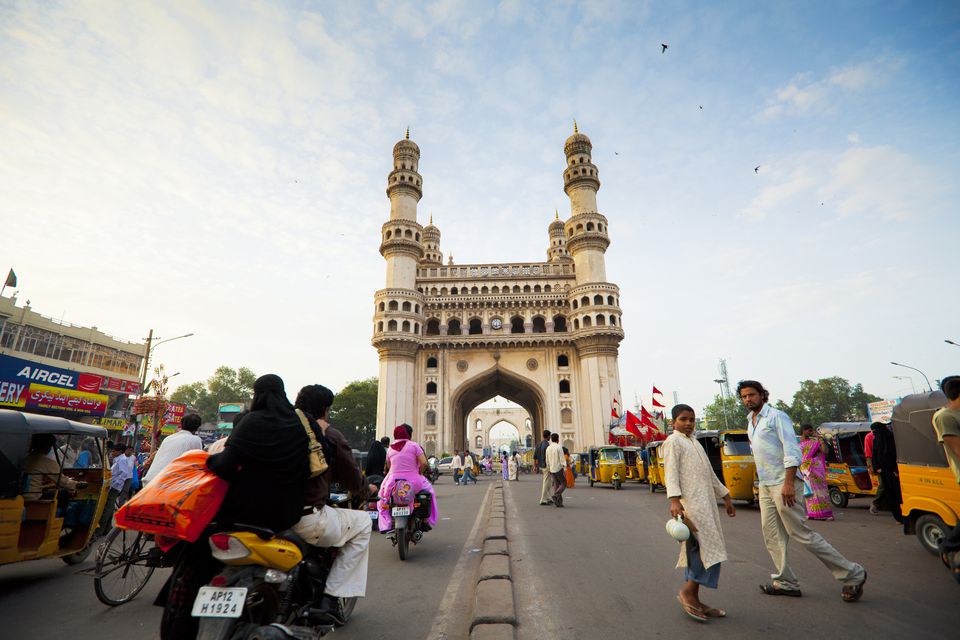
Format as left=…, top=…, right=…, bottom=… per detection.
left=800, top=424, right=834, bottom=521
left=377, top=424, right=438, bottom=533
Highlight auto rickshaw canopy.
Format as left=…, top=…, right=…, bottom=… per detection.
left=891, top=391, right=948, bottom=467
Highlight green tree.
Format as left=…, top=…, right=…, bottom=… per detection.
left=170, top=366, right=256, bottom=423
left=329, top=377, right=378, bottom=450
left=702, top=394, right=748, bottom=430
left=783, top=377, right=881, bottom=427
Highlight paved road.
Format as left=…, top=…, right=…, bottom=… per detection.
left=0, top=474, right=490, bottom=640
left=507, top=474, right=960, bottom=640
left=4, top=471, right=958, bottom=639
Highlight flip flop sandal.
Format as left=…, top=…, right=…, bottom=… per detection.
left=842, top=570, right=867, bottom=603
left=699, top=605, right=727, bottom=618
left=759, top=583, right=802, bottom=597
left=677, top=595, right=708, bottom=622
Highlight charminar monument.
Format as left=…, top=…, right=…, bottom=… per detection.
left=372, top=124, right=624, bottom=457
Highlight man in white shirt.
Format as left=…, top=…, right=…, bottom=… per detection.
left=461, top=450, right=477, bottom=485
left=143, top=413, right=204, bottom=484
left=451, top=450, right=464, bottom=485
left=545, top=433, right=567, bottom=507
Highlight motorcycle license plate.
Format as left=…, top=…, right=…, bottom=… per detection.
left=391, top=506, right=411, bottom=517
left=191, top=586, right=247, bottom=618
left=369, top=510, right=379, bottom=519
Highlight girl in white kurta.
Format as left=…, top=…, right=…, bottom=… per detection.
left=663, top=404, right=736, bottom=622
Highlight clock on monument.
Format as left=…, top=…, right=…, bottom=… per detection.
left=491, top=318, right=503, bottom=330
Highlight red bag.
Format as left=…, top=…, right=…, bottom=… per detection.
left=115, top=450, right=228, bottom=542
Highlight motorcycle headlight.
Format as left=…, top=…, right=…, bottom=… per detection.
left=264, top=569, right=288, bottom=584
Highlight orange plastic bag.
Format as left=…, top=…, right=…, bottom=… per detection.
left=115, top=450, right=227, bottom=542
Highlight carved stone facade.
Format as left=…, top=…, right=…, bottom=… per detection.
left=373, top=125, right=624, bottom=455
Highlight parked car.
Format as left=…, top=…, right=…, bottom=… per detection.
left=436, top=456, right=454, bottom=473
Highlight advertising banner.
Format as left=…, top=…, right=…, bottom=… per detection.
left=92, top=417, right=127, bottom=431
left=102, top=376, right=142, bottom=395
left=23, top=383, right=108, bottom=416
left=0, top=354, right=84, bottom=391
left=142, top=402, right=186, bottom=435
left=0, top=378, right=29, bottom=408
left=867, top=399, right=897, bottom=424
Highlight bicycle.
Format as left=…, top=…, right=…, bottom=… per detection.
left=91, top=527, right=169, bottom=606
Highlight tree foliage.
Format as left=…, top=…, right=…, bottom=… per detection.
left=329, top=377, right=378, bottom=450
left=702, top=394, right=748, bottom=430
left=779, top=377, right=881, bottom=428
left=170, top=366, right=256, bottom=423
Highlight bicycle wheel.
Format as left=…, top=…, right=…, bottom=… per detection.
left=94, top=528, right=156, bottom=606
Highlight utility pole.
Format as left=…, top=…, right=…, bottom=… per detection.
left=139, top=329, right=153, bottom=395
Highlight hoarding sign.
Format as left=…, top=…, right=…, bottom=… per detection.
left=0, top=354, right=82, bottom=390
left=102, top=376, right=142, bottom=395
left=867, top=399, right=897, bottom=424
left=142, top=402, right=186, bottom=435
left=0, top=378, right=29, bottom=408
left=92, top=417, right=127, bottom=430
left=23, top=383, right=108, bottom=416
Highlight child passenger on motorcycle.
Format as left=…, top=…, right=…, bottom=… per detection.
left=292, top=384, right=373, bottom=625
left=377, top=424, right=439, bottom=533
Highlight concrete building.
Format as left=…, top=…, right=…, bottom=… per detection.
left=372, top=125, right=625, bottom=457
left=0, top=295, right=144, bottom=421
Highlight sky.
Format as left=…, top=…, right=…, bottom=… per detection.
left=1, top=1, right=958, bottom=415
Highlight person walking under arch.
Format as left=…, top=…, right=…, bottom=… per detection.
left=534, top=430, right=552, bottom=505
left=738, top=380, right=866, bottom=602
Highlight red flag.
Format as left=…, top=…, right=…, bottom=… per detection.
left=652, top=385, right=663, bottom=396
left=640, top=407, right=659, bottom=430
left=611, top=407, right=619, bottom=419
left=652, top=397, right=665, bottom=408
left=625, top=411, right=643, bottom=439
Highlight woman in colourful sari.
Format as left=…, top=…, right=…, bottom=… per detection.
left=377, top=424, right=438, bottom=533
left=800, top=424, right=834, bottom=521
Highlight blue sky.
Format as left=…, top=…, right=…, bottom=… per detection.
left=0, top=1, right=957, bottom=416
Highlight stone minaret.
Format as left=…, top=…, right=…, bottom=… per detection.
left=421, top=214, right=443, bottom=265
left=562, top=121, right=624, bottom=446
left=372, top=128, right=425, bottom=437
left=547, top=209, right=572, bottom=263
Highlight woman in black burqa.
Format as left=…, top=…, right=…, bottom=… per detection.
left=159, top=374, right=310, bottom=640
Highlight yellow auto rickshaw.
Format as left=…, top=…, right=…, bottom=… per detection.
left=718, top=430, right=757, bottom=503
left=892, top=391, right=960, bottom=555
left=0, top=410, right=111, bottom=566
left=588, top=446, right=626, bottom=490
left=623, top=446, right=640, bottom=481
left=820, top=422, right=879, bottom=509
left=646, top=441, right=665, bottom=492
left=636, top=446, right=649, bottom=483
left=574, top=453, right=589, bottom=477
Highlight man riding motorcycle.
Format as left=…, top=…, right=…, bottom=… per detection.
left=292, top=384, right=372, bottom=625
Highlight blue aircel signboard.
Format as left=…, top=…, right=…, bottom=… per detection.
left=0, top=354, right=83, bottom=391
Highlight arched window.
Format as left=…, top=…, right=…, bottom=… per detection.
left=525, top=418, right=532, bottom=430
left=385, top=230, right=392, bottom=239
left=451, top=287, right=458, bottom=295
left=563, top=438, right=575, bottom=451
left=388, top=320, right=398, bottom=331
left=525, top=435, right=533, bottom=447
left=427, top=356, right=438, bottom=369
left=586, top=222, right=595, bottom=231
left=471, top=286, right=479, bottom=294
left=607, top=295, right=614, bottom=305
left=512, top=285, right=520, bottom=293
left=572, top=300, right=578, bottom=310
left=476, top=419, right=482, bottom=431
left=574, top=319, right=580, bottom=330
left=415, top=233, right=420, bottom=241
left=593, top=294, right=603, bottom=305
left=476, top=435, right=483, bottom=448
left=558, top=354, right=569, bottom=367
left=598, top=223, right=604, bottom=232
left=523, top=285, right=531, bottom=293
left=414, top=323, right=419, bottom=333
left=440, top=287, right=448, bottom=295
left=553, top=315, right=567, bottom=332
left=389, top=300, right=399, bottom=311
left=595, top=315, right=605, bottom=326
left=426, top=319, right=440, bottom=335
left=402, top=301, right=411, bottom=311
left=415, top=304, right=420, bottom=313
left=583, top=316, right=592, bottom=328
left=378, top=302, right=385, bottom=311
left=426, top=410, right=436, bottom=426
left=609, top=315, right=617, bottom=326
left=447, top=318, right=462, bottom=335
left=534, top=285, right=541, bottom=293
left=510, top=316, right=525, bottom=334
left=581, top=296, right=589, bottom=306
left=426, top=381, right=437, bottom=394
left=559, top=380, right=571, bottom=394
left=469, top=318, right=483, bottom=334
left=561, top=408, right=572, bottom=423
left=492, top=286, right=500, bottom=294
left=402, top=320, right=411, bottom=331
left=404, top=229, right=412, bottom=238
left=481, top=286, right=489, bottom=294
left=532, top=316, right=546, bottom=333
left=544, top=285, right=552, bottom=292
left=576, top=224, right=584, bottom=231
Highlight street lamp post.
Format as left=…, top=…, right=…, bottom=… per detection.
left=946, top=339, right=959, bottom=348
left=890, top=362, right=933, bottom=392
left=713, top=378, right=730, bottom=430
left=893, top=375, right=917, bottom=394
left=138, top=331, right=195, bottom=392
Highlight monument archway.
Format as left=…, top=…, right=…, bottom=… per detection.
left=450, top=366, right=545, bottom=453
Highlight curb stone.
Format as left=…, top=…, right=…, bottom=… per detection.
left=471, top=479, right=518, bottom=637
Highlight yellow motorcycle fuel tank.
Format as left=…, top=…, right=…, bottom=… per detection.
left=210, top=532, right=303, bottom=572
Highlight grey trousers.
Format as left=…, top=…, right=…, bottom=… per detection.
left=540, top=469, right=552, bottom=504
left=759, top=479, right=865, bottom=590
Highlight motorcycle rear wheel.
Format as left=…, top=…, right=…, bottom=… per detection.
left=397, top=526, right=409, bottom=561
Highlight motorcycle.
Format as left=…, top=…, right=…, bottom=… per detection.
left=426, top=458, right=440, bottom=484
left=383, top=478, right=432, bottom=561
left=194, top=492, right=358, bottom=640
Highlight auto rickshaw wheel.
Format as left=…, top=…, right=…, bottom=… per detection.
left=915, top=514, right=947, bottom=556
left=62, top=538, right=96, bottom=565
left=828, top=487, right=848, bottom=508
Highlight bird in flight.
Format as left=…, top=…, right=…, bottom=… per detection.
left=699, top=105, right=703, bottom=110
left=754, top=166, right=760, bottom=173
left=661, top=43, right=668, bottom=53
left=614, top=151, right=619, bottom=156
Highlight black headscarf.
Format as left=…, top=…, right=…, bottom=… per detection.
left=207, top=374, right=310, bottom=532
